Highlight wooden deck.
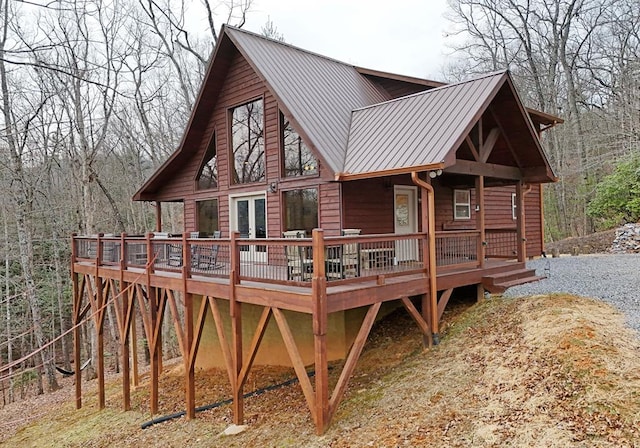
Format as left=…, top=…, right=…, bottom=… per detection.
left=70, top=229, right=527, bottom=434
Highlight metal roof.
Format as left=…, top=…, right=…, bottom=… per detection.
left=225, top=26, right=389, bottom=175
left=342, top=71, right=507, bottom=178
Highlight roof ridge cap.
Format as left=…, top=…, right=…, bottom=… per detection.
left=224, top=25, right=360, bottom=70
left=351, top=70, right=508, bottom=113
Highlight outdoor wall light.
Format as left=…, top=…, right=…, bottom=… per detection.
left=268, top=182, right=278, bottom=193
left=428, top=169, right=443, bottom=178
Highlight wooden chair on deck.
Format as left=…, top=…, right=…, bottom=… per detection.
left=192, top=230, right=222, bottom=271
left=283, top=230, right=312, bottom=281
left=326, top=229, right=361, bottom=280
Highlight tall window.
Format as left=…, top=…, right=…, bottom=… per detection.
left=511, top=193, right=517, bottom=220
left=283, top=189, right=318, bottom=235
left=231, top=99, right=265, bottom=184
left=196, top=199, right=219, bottom=235
left=454, top=189, right=471, bottom=220
left=281, top=113, right=318, bottom=177
left=196, top=133, right=217, bottom=190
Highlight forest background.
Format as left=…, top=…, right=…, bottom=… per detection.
left=0, top=0, right=638, bottom=401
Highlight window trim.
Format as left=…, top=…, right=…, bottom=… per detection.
left=453, top=189, right=471, bottom=220
left=228, top=96, right=266, bottom=186
left=511, top=192, right=517, bottom=220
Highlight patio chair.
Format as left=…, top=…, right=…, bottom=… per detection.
left=326, top=229, right=361, bottom=279
left=283, top=230, right=312, bottom=281
left=192, top=230, right=222, bottom=271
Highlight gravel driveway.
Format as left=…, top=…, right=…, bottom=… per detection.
left=503, top=253, right=640, bottom=334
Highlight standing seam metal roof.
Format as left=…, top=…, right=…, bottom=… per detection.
left=343, top=72, right=507, bottom=176
left=225, top=26, right=389, bottom=175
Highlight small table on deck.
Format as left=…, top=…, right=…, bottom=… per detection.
left=359, top=247, right=395, bottom=270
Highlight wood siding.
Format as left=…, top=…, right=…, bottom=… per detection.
left=148, top=48, right=334, bottom=238
left=364, top=75, right=432, bottom=99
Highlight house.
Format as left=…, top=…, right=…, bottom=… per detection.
left=70, top=25, right=561, bottom=434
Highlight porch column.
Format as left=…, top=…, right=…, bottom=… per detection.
left=155, top=201, right=162, bottom=232
left=475, top=176, right=485, bottom=268
left=516, top=182, right=526, bottom=262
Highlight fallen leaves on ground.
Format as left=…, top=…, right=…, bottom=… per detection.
left=2, top=293, right=640, bottom=447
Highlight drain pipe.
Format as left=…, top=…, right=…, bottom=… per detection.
left=411, top=171, right=439, bottom=345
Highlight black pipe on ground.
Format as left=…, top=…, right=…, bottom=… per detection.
left=141, top=371, right=315, bottom=429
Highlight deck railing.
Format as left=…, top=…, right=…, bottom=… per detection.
left=435, top=230, right=480, bottom=268
left=434, top=228, right=519, bottom=267
left=73, top=229, right=519, bottom=286
left=485, top=228, right=518, bottom=259
left=72, top=232, right=427, bottom=286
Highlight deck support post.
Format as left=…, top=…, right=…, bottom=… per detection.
left=516, top=182, right=526, bottom=262
left=120, top=281, right=131, bottom=411
left=149, top=286, right=159, bottom=415
left=230, top=231, right=244, bottom=425
left=412, top=172, right=439, bottom=344
left=94, top=237, right=106, bottom=410
left=131, top=304, right=139, bottom=387
left=312, top=229, right=329, bottom=434
left=184, top=292, right=195, bottom=419
left=117, top=234, right=132, bottom=411
left=476, top=175, right=486, bottom=267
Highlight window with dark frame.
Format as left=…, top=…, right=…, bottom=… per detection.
left=196, top=199, right=219, bottom=235
left=283, top=188, right=318, bottom=236
left=454, top=189, right=471, bottom=220
left=281, top=112, right=318, bottom=177
left=196, top=133, right=217, bottom=190
left=231, top=99, right=265, bottom=184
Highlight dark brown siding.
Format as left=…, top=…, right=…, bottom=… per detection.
left=342, top=175, right=421, bottom=234
left=151, top=48, right=339, bottom=238
left=433, top=182, right=544, bottom=257
left=364, top=75, right=432, bottom=99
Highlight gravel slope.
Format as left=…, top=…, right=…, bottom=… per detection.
left=503, top=253, right=640, bottom=334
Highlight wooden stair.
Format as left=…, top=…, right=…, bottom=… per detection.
left=481, top=268, right=545, bottom=294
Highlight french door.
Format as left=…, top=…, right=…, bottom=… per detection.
left=231, top=193, right=267, bottom=263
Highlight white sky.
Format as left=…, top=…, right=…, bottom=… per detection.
left=238, top=0, right=455, bottom=81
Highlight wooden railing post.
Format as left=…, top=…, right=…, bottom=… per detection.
left=96, top=232, right=104, bottom=266
left=182, top=233, right=191, bottom=278
left=146, top=232, right=155, bottom=273
left=312, top=229, right=328, bottom=433
left=71, top=233, right=78, bottom=264
left=121, top=232, right=128, bottom=268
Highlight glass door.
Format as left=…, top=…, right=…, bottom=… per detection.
left=232, top=193, right=267, bottom=263
left=394, top=185, right=418, bottom=262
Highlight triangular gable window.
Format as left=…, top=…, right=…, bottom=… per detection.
left=281, top=112, right=318, bottom=177
left=196, top=133, right=217, bottom=190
